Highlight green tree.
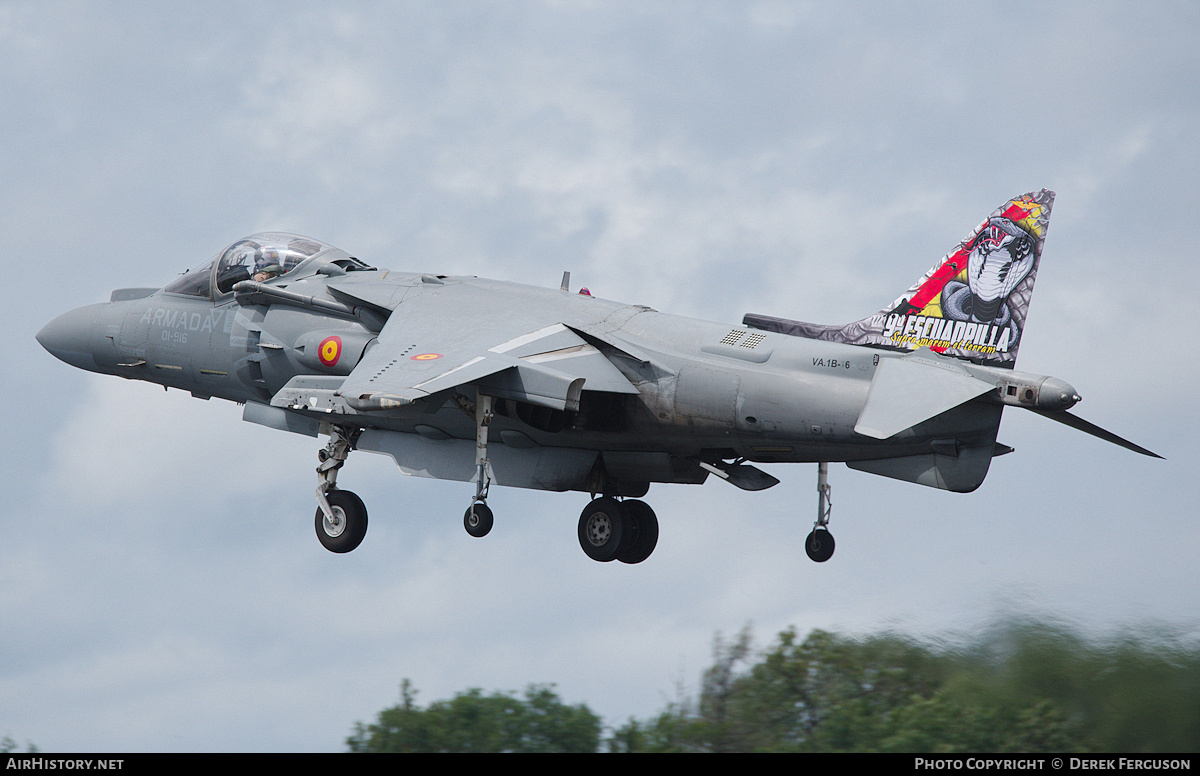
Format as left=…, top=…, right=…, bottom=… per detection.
left=958, top=619, right=1200, bottom=752
left=351, top=617, right=1200, bottom=753
left=347, top=679, right=602, bottom=753
left=612, top=619, right=1200, bottom=752
left=736, top=627, right=953, bottom=751
left=0, top=736, right=36, bottom=753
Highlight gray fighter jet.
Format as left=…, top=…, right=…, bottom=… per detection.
left=38, top=190, right=1158, bottom=563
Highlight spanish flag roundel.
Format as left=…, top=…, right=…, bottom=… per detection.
left=318, top=335, right=342, bottom=367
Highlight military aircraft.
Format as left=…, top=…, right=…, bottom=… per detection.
left=38, top=190, right=1158, bottom=563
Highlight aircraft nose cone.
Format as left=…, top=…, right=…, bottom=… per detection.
left=37, top=303, right=105, bottom=371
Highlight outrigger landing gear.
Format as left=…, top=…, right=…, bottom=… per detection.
left=464, top=394, right=494, bottom=538
left=805, top=462, right=835, bottom=563
left=314, top=425, right=368, bottom=553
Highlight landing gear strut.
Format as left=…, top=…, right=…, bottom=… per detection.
left=464, top=394, right=495, bottom=538
left=805, top=462, right=835, bottom=562
left=314, top=425, right=368, bottom=553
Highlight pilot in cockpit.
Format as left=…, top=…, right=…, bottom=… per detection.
left=252, top=247, right=285, bottom=282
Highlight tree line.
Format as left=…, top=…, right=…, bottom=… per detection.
left=346, top=618, right=1200, bottom=752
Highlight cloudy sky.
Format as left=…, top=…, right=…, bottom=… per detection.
left=3, top=1, right=1197, bottom=752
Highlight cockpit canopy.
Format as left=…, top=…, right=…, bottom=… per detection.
left=163, top=232, right=352, bottom=299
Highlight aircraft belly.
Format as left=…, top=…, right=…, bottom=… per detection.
left=357, top=429, right=597, bottom=492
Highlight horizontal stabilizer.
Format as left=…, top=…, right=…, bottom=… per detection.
left=848, top=439, right=997, bottom=492
left=1032, top=409, right=1162, bottom=459
left=855, top=349, right=995, bottom=439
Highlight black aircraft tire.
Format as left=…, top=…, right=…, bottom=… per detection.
left=805, top=528, right=835, bottom=563
left=315, top=489, right=368, bottom=553
left=617, top=500, right=659, bottom=564
left=463, top=503, right=494, bottom=538
left=578, top=497, right=628, bottom=562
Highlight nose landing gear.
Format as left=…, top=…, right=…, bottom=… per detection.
left=314, top=425, right=368, bottom=553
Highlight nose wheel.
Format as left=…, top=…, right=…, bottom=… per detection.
left=313, top=425, right=368, bottom=553
left=315, top=488, right=368, bottom=553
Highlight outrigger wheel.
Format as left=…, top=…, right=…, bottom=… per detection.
left=464, top=502, right=494, bottom=537
left=805, top=528, right=835, bottom=563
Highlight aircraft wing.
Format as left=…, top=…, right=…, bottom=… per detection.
left=329, top=281, right=640, bottom=414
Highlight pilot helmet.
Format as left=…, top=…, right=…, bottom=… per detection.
left=254, top=247, right=284, bottom=277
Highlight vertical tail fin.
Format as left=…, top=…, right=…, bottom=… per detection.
left=744, top=189, right=1055, bottom=368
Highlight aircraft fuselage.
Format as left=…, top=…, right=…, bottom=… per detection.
left=39, top=271, right=1049, bottom=497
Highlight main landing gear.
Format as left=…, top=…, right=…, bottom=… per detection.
left=460, top=393, right=658, bottom=562
left=805, top=462, right=835, bottom=562
left=577, top=496, right=659, bottom=564
left=461, top=494, right=660, bottom=563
